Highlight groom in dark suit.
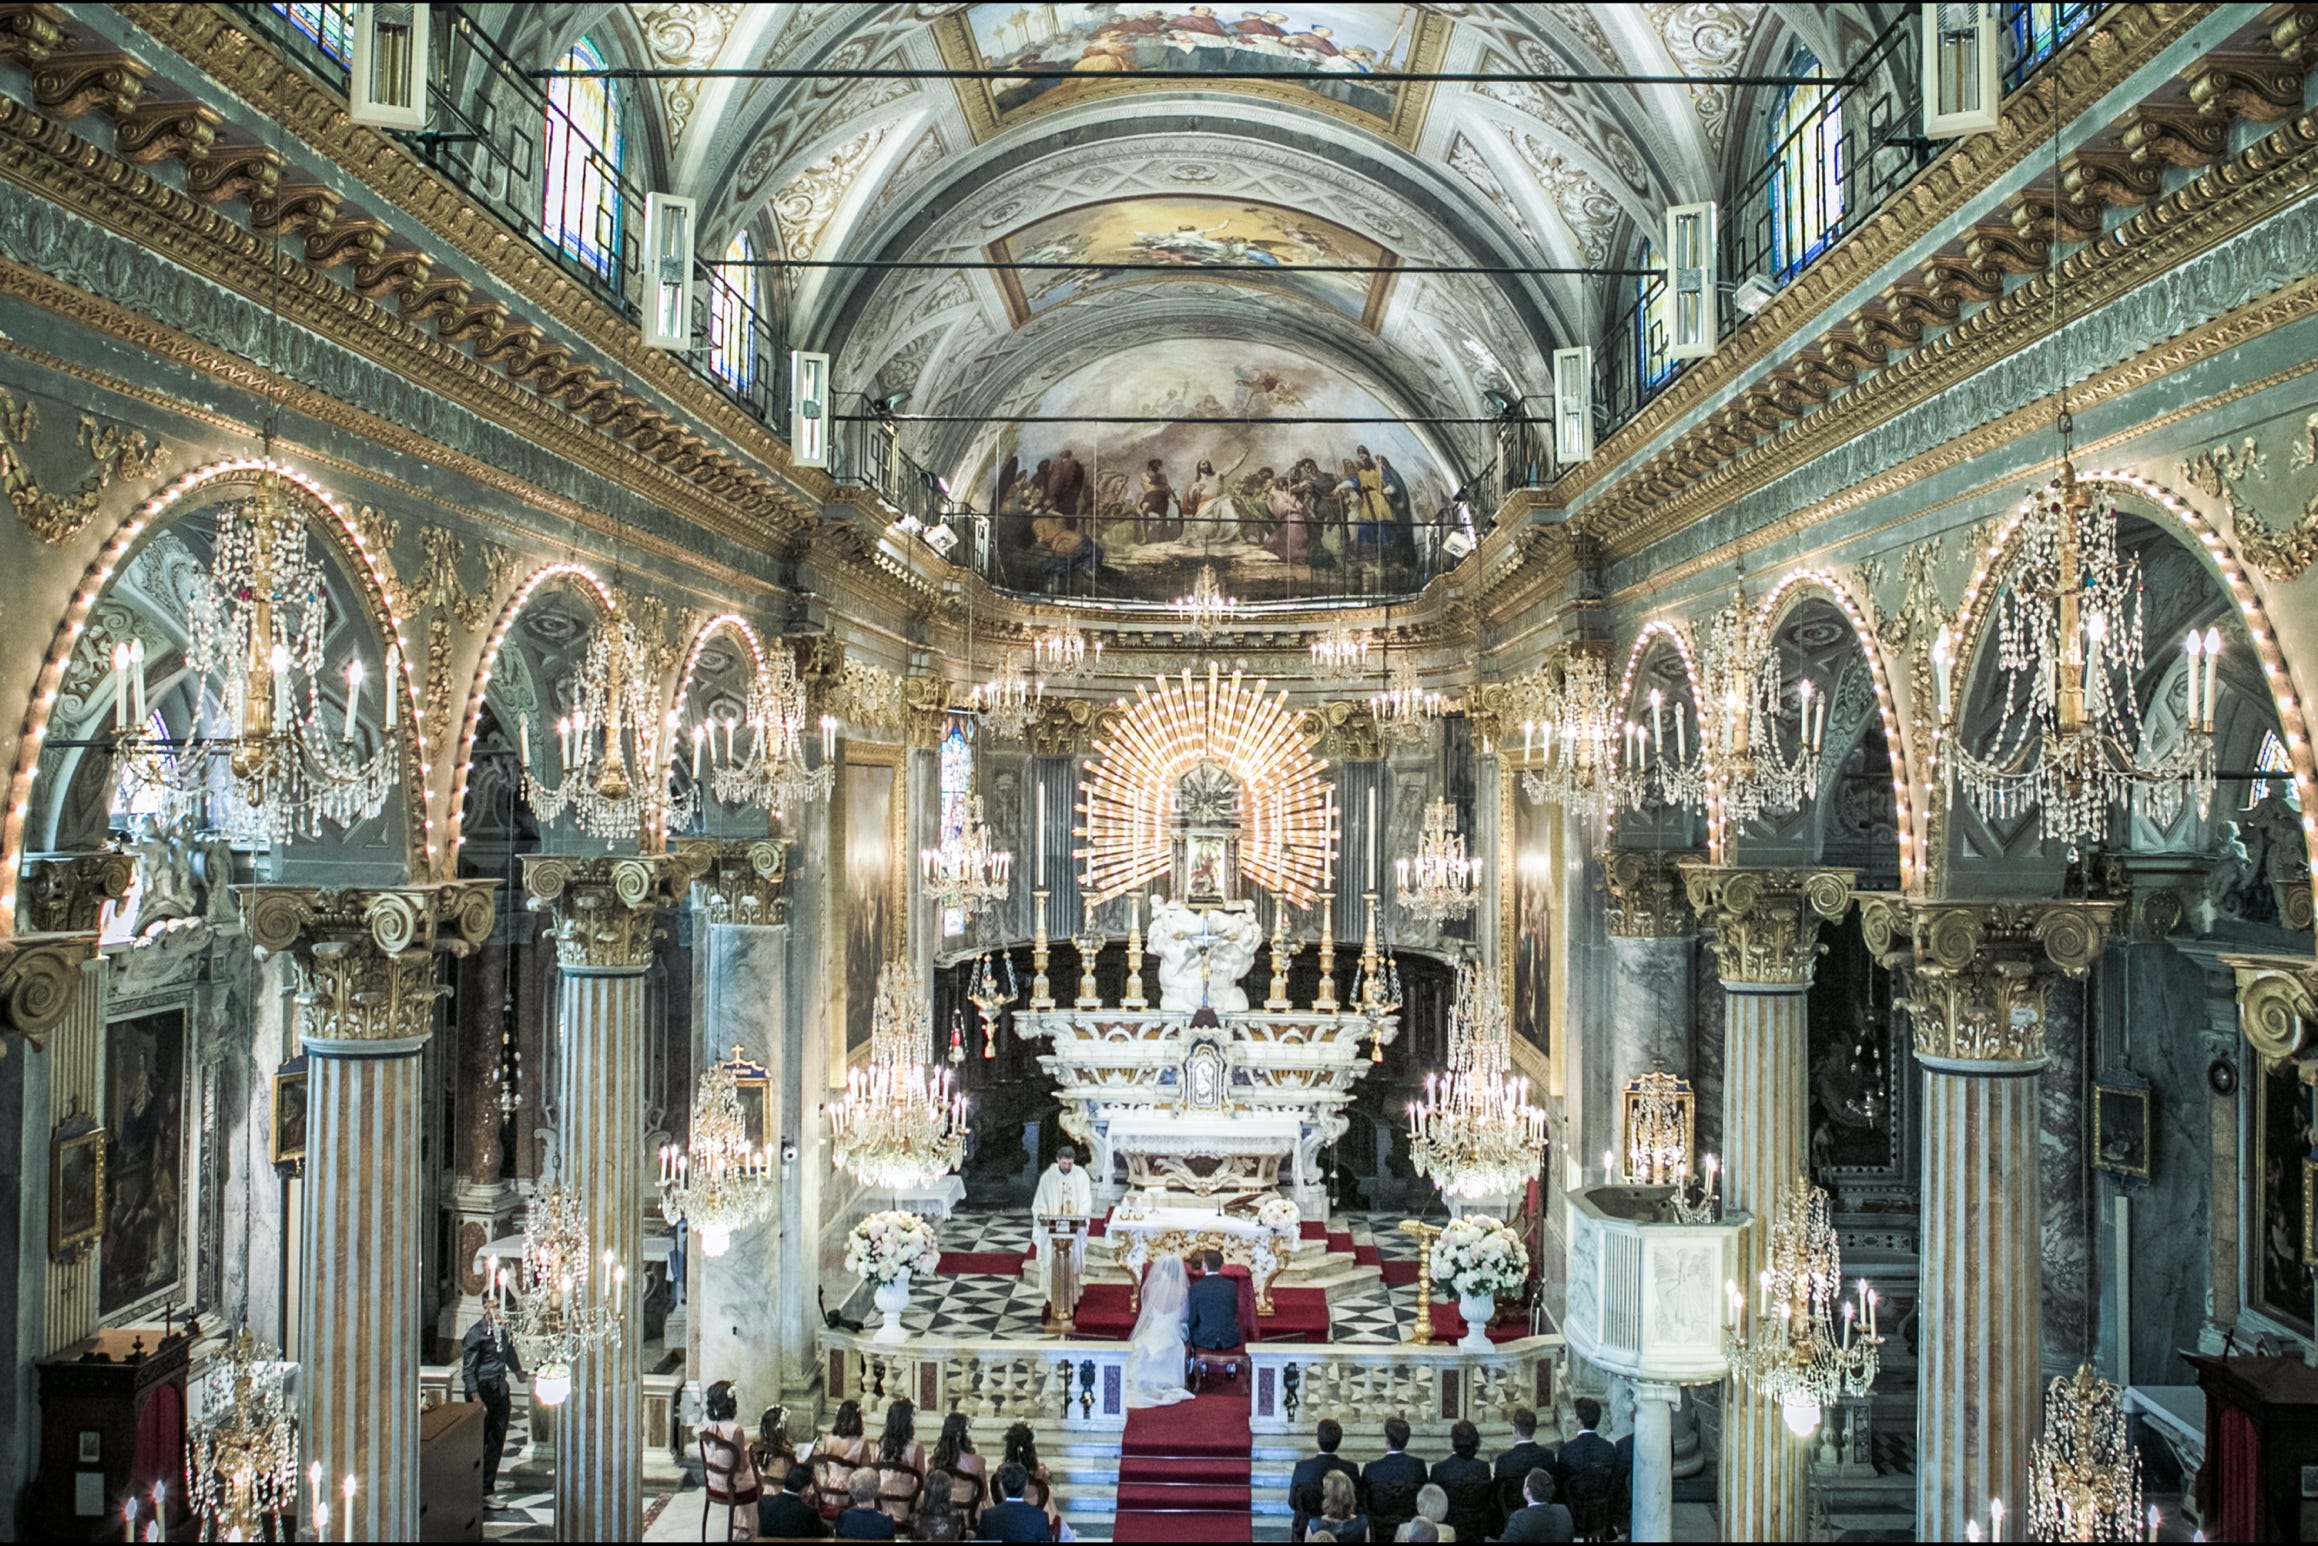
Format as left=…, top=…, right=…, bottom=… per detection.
left=1185, top=1249, right=1243, bottom=1350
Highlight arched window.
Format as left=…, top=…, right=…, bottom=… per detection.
left=1636, top=239, right=1675, bottom=390
left=2249, top=728, right=2301, bottom=812
left=543, top=37, right=623, bottom=279
left=710, top=231, right=757, bottom=391
left=1767, top=48, right=1844, bottom=281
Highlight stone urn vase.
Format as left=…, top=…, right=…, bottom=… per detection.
left=873, top=1273, right=912, bottom=1344
left=1456, top=1292, right=1495, bottom=1353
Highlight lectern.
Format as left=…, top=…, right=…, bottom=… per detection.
left=1038, top=1212, right=1091, bottom=1334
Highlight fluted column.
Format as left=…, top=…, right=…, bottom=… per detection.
left=246, top=883, right=498, bottom=1540
left=1861, top=897, right=2113, bottom=1541
left=523, top=853, right=700, bottom=1543
left=1680, top=862, right=1854, bottom=1544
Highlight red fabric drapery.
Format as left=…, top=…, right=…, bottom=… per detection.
left=2217, top=1402, right=2260, bottom=1541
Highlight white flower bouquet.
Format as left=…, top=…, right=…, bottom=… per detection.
left=844, top=1210, right=941, bottom=1285
left=1255, top=1195, right=1302, bottom=1236
left=1434, top=1217, right=1529, bottom=1301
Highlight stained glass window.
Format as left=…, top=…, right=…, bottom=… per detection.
left=1767, top=49, right=1844, bottom=282
left=544, top=38, right=623, bottom=279
left=276, top=2, right=354, bottom=62
left=711, top=231, right=757, bottom=391
left=939, top=717, right=973, bottom=936
left=2250, top=728, right=2300, bottom=811
left=2004, top=2, right=2097, bottom=90
left=1636, top=240, right=1675, bottom=390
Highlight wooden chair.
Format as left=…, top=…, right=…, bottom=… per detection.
left=697, top=1428, right=756, bottom=1541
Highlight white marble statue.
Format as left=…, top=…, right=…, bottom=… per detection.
left=1147, top=900, right=1266, bottom=1012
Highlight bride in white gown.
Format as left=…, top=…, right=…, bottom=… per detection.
left=1122, top=1255, right=1195, bottom=1408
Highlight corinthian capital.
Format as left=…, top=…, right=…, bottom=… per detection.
left=523, top=853, right=700, bottom=971
left=20, top=850, right=136, bottom=934
left=2221, top=951, right=2318, bottom=1068
left=680, top=837, right=791, bottom=926
left=1860, top=896, right=2114, bottom=1068
left=1679, top=862, right=1855, bottom=988
left=0, top=932, right=99, bottom=1049
left=1601, top=850, right=1698, bottom=939
left=246, top=883, right=498, bottom=1048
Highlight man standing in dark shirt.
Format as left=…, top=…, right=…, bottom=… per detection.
left=460, top=1305, right=524, bottom=1506
left=1289, top=1418, right=1359, bottom=1536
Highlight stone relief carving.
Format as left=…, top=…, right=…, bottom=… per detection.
left=828, top=655, right=906, bottom=731
left=0, top=386, right=170, bottom=542
left=1639, top=3, right=1767, bottom=156
left=773, top=121, right=895, bottom=264
left=637, top=3, right=742, bottom=153
left=2180, top=424, right=2318, bottom=581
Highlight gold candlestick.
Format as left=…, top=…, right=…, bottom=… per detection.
left=1075, top=929, right=1103, bottom=1009
left=1314, top=890, right=1337, bottom=1012
left=1400, top=1219, right=1443, bottom=1346
left=1265, top=896, right=1292, bottom=1011
left=1122, top=896, right=1147, bottom=1010
left=1030, top=889, right=1053, bottom=1009
left=1359, top=889, right=1383, bottom=1003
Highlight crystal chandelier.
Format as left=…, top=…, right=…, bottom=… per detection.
left=1620, top=1067, right=1696, bottom=1185
left=1690, top=587, right=1824, bottom=828
left=1619, top=684, right=1715, bottom=812
left=691, top=647, right=835, bottom=816
left=1369, top=654, right=1442, bottom=746
left=1943, top=465, right=2219, bottom=856
left=183, top=1328, right=301, bottom=1542
left=1171, top=562, right=1239, bottom=641
left=973, top=653, right=1043, bottom=741
left=920, top=794, right=1013, bottom=922
left=2025, top=1364, right=2144, bottom=1542
left=489, top=1182, right=624, bottom=1408
left=1032, top=620, right=1101, bottom=680
left=826, top=961, right=968, bottom=1191
left=1723, top=1179, right=1881, bottom=1438
left=115, top=471, right=400, bottom=843
left=1516, top=652, right=1622, bottom=817
left=1407, top=959, right=1547, bottom=1200
left=657, top=1047, right=775, bottom=1259
left=1395, top=797, right=1482, bottom=926
left=1309, top=625, right=1373, bottom=683
left=519, top=619, right=696, bottom=842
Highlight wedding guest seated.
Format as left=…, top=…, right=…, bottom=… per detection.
left=1314, top=1470, right=1371, bottom=1544
left=759, top=1464, right=829, bottom=1540
left=975, top=1463, right=1050, bottom=1543
left=837, top=1470, right=898, bottom=1540
left=1554, top=1398, right=1617, bottom=1538
left=909, top=1470, right=966, bottom=1542
left=1428, top=1421, right=1492, bottom=1541
left=699, top=1380, right=761, bottom=1542
left=1411, top=1483, right=1456, bottom=1541
left=814, top=1401, right=872, bottom=1518
left=755, top=1403, right=801, bottom=1480
left=1493, top=1469, right=1573, bottom=1543
left=1361, top=1417, right=1427, bottom=1540
left=1397, top=1522, right=1440, bottom=1544
left=1291, top=1419, right=1359, bottom=1539
left=875, top=1399, right=928, bottom=1526
left=929, top=1412, right=988, bottom=1526
left=1000, top=1424, right=1062, bottom=1536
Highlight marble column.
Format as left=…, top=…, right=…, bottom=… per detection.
left=1602, top=849, right=1699, bottom=1125
left=1630, top=1380, right=1680, bottom=1544
left=1860, top=896, right=2113, bottom=1541
left=679, top=838, right=791, bottom=1417
left=246, top=883, right=497, bottom=1540
left=523, top=853, right=700, bottom=1543
left=1679, top=862, right=1855, bottom=1545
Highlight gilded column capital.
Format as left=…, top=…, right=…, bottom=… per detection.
left=246, top=883, right=498, bottom=1048
left=1602, top=850, right=1699, bottom=938
left=1860, top=895, right=2114, bottom=1067
left=20, top=849, right=136, bottom=934
left=680, top=836, right=791, bottom=926
left=1679, top=862, right=1855, bottom=987
left=0, top=932, right=99, bottom=1049
left=2220, top=951, right=2318, bottom=1068
left=522, top=853, right=697, bottom=971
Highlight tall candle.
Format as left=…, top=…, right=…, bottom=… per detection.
left=2203, top=627, right=2221, bottom=729
left=1366, top=788, right=1376, bottom=892
left=344, top=658, right=363, bottom=738
left=130, top=639, right=147, bottom=724
left=1037, top=781, right=1047, bottom=886
left=1323, top=790, right=1334, bottom=891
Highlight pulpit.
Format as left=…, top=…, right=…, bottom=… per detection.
left=1038, top=1212, right=1092, bottom=1333
left=2188, top=1352, right=2318, bottom=1540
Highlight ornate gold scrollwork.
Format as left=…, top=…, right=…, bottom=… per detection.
left=1868, top=897, right=2116, bottom=1066
left=2223, top=952, right=2318, bottom=1068
left=1680, top=863, right=1856, bottom=988
left=523, top=853, right=697, bottom=972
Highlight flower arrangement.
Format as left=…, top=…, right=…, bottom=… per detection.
left=844, top=1210, right=941, bottom=1285
left=1255, top=1195, right=1302, bottom=1236
left=1434, top=1217, right=1529, bottom=1301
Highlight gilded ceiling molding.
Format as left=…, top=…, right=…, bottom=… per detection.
left=1858, top=894, right=2114, bottom=1067
left=0, top=384, right=170, bottom=542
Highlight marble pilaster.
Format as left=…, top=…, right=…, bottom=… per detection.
left=1603, top=850, right=1698, bottom=1148
left=245, top=882, right=497, bottom=1540
left=523, top=853, right=699, bottom=1542
left=1860, top=896, right=2113, bottom=1541
left=1680, top=862, right=1854, bottom=1545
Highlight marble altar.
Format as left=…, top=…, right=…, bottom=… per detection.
left=1107, top=1197, right=1296, bottom=1315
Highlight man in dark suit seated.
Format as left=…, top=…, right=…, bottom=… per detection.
left=976, top=1463, right=1049, bottom=1543
left=1290, top=1418, right=1359, bottom=1538
left=1360, top=1416, right=1427, bottom=1540
left=758, top=1463, right=829, bottom=1539
left=1186, top=1248, right=1244, bottom=1350
left=1553, top=1398, right=1619, bottom=1537
left=1495, top=1468, right=1575, bottom=1543
left=1428, top=1419, right=1496, bottom=1542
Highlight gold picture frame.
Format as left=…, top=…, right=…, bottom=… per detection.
left=2305, top=1154, right=2318, bottom=1269
left=50, top=1117, right=104, bottom=1261
left=828, top=739, right=908, bottom=1084
left=2092, top=1072, right=2153, bottom=1184
left=271, top=1057, right=309, bottom=1172
left=1498, top=768, right=1557, bottom=1094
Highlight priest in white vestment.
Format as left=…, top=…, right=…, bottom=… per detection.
left=1031, top=1145, right=1094, bottom=1282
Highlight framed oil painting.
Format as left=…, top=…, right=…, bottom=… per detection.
left=50, top=1115, right=103, bottom=1261
left=1500, top=778, right=1554, bottom=1063
left=831, top=741, right=907, bottom=1073
left=2093, top=1071, right=2153, bottom=1184
left=2255, top=1057, right=2315, bottom=1333
left=272, top=1055, right=309, bottom=1172
left=100, top=1005, right=187, bottom=1317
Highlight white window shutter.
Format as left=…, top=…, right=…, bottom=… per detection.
left=1922, top=3, right=2002, bottom=136
left=791, top=350, right=831, bottom=468
left=641, top=193, right=696, bottom=350
left=1665, top=202, right=1718, bottom=360
left=1553, top=346, right=1592, bottom=466
left=349, top=3, right=430, bottom=130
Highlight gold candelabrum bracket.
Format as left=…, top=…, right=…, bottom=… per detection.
left=1030, top=890, right=1053, bottom=1009
left=1075, top=928, right=1103, bottom=1009
left=1265, top=896, right=1292, bottom=1010
left=1400, top=1219, right=1444, bottom=1346
left=1314, top=890, right=1338, bottom=1012
left=1359, top=889, right=1382, bottom=993
left=1122, top=896, right=1148, bottom=1010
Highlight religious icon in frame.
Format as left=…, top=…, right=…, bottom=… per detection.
left=272, top=1055, right=309, bottom=1173
left=2092, top=1072, right=2153, bottom=1184
left=49, top=1114, right=103, bottom=1262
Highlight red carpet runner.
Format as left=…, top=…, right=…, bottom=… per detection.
left=1112, top=1392, right=1254, bottom=1542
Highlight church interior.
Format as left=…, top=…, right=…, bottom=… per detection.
left=2, top=2, right=2317, bottom=1541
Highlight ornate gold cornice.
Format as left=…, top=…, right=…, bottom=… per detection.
left=681, top=837, right=790, bottom=927
left=2222, top=950, right=2318, bottom=1068
left=523, top=852, right=704, bottom=973
left=244, top=882, right=495, bottom=1047
left=0, top=929, right=94, bottom=1048
left=19, top=849, right=134, bottom=934
left=1680, top=862, right=1855, bottom=988
left=1859, top=895, right=2113, bottom=1067
left=1602, top=849, right=1698, bottom=940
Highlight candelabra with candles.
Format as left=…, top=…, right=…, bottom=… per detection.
left=2025, top=1364, right=2146, bottom=1543
left=689, top=647, right=836, bottom=815
left=657, top=1047, right=775, bottom=1259
left=1309, top=625, right=1373, bottom=684
left=1668, top=1153, right=1723, bottom=1225
left=1396, top=797, right=1483, bottom=926
left=1620, top=1067, right=1697, bottom=1184
left=826, top=961, right=968, bottom=1190
left=1943, top=465, right=2220, bottom=855
left=973, top=653, right=1043, bottom=741
left=1723, top=1179, right=1881, bottom=1439
left=113, top=470, right=401, bottom=843
left=490, top=1182, right=625, bottom=1409
left=519, top=619, right=696, bottom=842
left=1369, top=654, right=1442, bottom=747
left=1172, top=562, right=1239, bottom=640
left=1515, top=651, right=1622, bottom=817
left=1033, top=620, right=1101, bottom=680
left=1616, top=685, right=1715, bottom=813
left=1685, top=588, right=1825, bottom=827
left=183, top=1328, right=301, bottom=1542
left=1408, top=959, right=1548, bottom=1199
left=920, top=794, right=1013, bottom=923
